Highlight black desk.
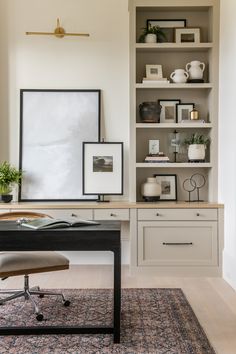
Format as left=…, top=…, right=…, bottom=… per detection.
left=0, top=221, right=121, bottom=343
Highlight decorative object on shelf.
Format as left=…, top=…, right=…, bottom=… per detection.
left=139, top=101, right=162, bottom=123
left=83, top=142, right=123, bottom=202
left=184, top=133, right=210, bottom=162
left=186, top=60, right=205, bottom=82
left=154, top=174, right=177, bottom=201
left=144, top=152, right=170, bottom=163
left=146, top=65, right=163, bottom=79
left=19, top=89, right=100, bottom=201
left=190, top=108, right=199, bottom=120
left=158, top=99, right=180, bottom=123
left=176, top=103, right=195, bottom=122
left=149, top=140, right=159, bottom=155
left=147, top=19, right=186, bottom=43
left=190, top=173, right=206, bottom=202
left=138, top=23, right=166, bottom=43
left=170, top=69, right=189, bottom=83
left=183, top=177, right=197, bottom=202
left=141, top=177, right=161, bottom=202
left=170, top=130, right=180, bottom=162
left=0, top=161, right=22, bottom=203
left=175, top=28, right=200, bottom=44
left=25, top=18, right=90, bottom=38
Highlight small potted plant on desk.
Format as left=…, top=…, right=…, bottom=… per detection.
left=184, top=133, right=210, bottom=162
left=139, top=23, right=166, bottom=43
left=0, top=161, right=22, bottom=203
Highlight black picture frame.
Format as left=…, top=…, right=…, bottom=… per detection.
left=176, top=103, right=195, bottom=123
left=158, top=99, right=181, bottom=123
left=154, top=174, right=177, bottom=201
left=147, top=19, right=187, bottom=42
left=83, top=142, right=123, bottom=196
left=19, top=89, right=101, bottom=202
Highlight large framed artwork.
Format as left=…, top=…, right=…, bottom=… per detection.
left=19, top=89, right=100, bottom=201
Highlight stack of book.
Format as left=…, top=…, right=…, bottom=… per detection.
left=144, top=153, right=170, bottom=163
left=142, top=77, right=170, bottom=84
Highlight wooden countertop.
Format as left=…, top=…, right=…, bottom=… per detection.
left=0, top=201, right=224, bottom=209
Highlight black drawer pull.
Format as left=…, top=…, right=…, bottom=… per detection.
left=71, top=213, right=77, bottom=217
left=110, top=213, right=116, bottom=217
left=156, top=213, right=161, bottom=216
left=196, top=213, right=200, bottom=216
left=163, top=242, right=193, bottom=246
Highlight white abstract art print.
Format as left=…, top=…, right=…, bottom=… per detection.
left=19, top=89, right=100, bottom=201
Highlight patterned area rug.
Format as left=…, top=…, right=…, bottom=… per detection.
left=0, top=288, right=215, bottom=354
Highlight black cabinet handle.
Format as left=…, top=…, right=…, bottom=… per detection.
left=71, top=213, right=77, bottom=217
left=110, top=213, right=116, bottom=217
left=196, top=213, right=200, bottom=216
left=162, top=242, right=193, bottom=246
left=156, top=213, right=161, bottom=216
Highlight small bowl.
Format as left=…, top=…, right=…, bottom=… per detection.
left=0, top=194, right=13, bottom=203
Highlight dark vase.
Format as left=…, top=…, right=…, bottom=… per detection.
left=0, top=194, right=13, bottom=203
left=139, top=102, right=162, bottom=123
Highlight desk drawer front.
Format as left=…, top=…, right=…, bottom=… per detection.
left=138, top=208, right=217, bottom=221
left=138, top=221, right=218, bottom=266
left=94, top=209, right=129, bottom=221
left=11, top=209, right=93, bottom=220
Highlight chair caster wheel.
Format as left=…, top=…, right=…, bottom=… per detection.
left=36, top=313, right=44, bottom=321
left=39, top=294, right=44, bottom=298
left=63, top=300, right=70, bottom=307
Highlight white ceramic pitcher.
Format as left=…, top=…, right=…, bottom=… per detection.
left=186, top=60, right=205, bottom=80
left=170, top=69, right=189, bottom=83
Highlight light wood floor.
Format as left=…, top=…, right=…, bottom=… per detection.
left=1, top=265, right=236, bottom=354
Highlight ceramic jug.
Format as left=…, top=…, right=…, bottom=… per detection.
left=170, top=69, right=189, bottom=83
left=139, top=102, right=162, bottom=123
left=141, top=177, right=161, bottom=202
left=186, top=60, right=205, bottom=80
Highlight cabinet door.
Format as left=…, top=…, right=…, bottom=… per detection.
left=138, top=221, right=217, bottom=266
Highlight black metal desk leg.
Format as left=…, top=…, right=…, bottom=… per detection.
left=113, top=247, right=121, bottom=343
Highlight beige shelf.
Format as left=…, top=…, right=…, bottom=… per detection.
left=136, top=83, right=213, bottom=89
left=136, top=43, right=213, bottom=52
left=136, top=123, right=212, bottom=129
left=136, top=163, right=212, bottom=168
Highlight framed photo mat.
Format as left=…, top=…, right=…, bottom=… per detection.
left=154, top=174, right=177, bottom=201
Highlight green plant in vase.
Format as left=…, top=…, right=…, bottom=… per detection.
left=184, top=134, right=210, bottom=162
left=0, top=161, right=22, bottom=202
left=139, top=24, right=166, bottom=43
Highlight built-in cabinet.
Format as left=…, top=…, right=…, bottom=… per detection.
left=129, top=0, right=219, bottom=202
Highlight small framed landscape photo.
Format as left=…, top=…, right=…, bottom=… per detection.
left=175, top=28, right=200, bottom=43
left=158, top=99, right=181, bottom=123
left=83, top=142, right=123, bottom=196
left=177, top=103, right=194, bottom=122
left=146, top=65, right=163, bottom=79
left=154, top=174, right=177, bottom=201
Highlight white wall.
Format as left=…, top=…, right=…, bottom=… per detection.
left=219, top=0, right=236, bottom=288
left=0, top=0, right=130, bottom=264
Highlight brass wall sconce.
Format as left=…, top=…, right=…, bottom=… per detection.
left=26, top=18, right=90, bottom=38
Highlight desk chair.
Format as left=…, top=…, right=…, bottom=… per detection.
left=0, top=211, right=70, bottom=321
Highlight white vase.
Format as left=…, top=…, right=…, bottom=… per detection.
left=170, top=69, right=189, bottom=83
left=145, top=34, right=157, bottom=43
left=141, top=177, right=161, bottom=201
left=186, top=61, right=205, bottom=80
left=188, top=144, right=205, bottom=161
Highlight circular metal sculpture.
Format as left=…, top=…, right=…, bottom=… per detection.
left=183, top=173, right=206, bottom=202
left=183, top=178, right=196, bottom=202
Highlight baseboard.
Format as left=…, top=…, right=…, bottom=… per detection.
left=223, top=249, right=236, bottom=290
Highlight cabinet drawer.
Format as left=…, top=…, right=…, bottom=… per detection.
left=138, top=221, right=217, bottom=266
left=94, top=209, right=129, bottom=221
left=138, top=208, right=217, bottom=221
left=11, top=209, right=93, bottom=220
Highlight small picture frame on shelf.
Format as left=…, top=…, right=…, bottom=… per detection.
left=158, top=99, right=181, bottom=123
left=147, top=19, right=187, bottom=42
left=146, top=65, right=163, bottom=79
left=175, top=28, right=200, bottom=44
left=154, top=174, right=177, bottom=201
left=149, top=140, right=160, bottom=155
left=177, top=103, right=195, bottom=123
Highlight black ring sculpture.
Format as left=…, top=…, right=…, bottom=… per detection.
left=190, top=173, right=206, bottom=202
left=183, top=178, right=197, bottom=202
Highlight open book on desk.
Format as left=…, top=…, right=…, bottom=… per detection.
left=21, top=217, right=100, bottom=230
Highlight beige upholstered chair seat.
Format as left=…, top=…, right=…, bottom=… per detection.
left=0, top=252, right=69, bottom=277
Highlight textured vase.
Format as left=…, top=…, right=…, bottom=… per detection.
left=141, top=177, right=161, bottom=202
left=145, top=34, right=157, bottom=43
left=139, top=102, right=161, bottom=123
left=188, top=144, right=205, bottom=161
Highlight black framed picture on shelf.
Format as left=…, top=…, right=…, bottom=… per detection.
left=154, top=174, right=177, bottom=201
left=147, top=19, right=187, bottom=42
left=158, top=99, right=181, bottom=123
left=177, top=103, right=195, bottom=123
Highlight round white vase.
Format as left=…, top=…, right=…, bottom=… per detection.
left=145, top=34, right=157, bottom=43
left=188, top=144, right=205, bottom=161
left=141, top=177, right=161, bottom=202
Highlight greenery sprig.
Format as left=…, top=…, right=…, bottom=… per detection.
left=139, top=24, right=166, bottom=43
left=0, top=161, right=22, bottom=194
left=184, top=133, right=210, bottom=146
